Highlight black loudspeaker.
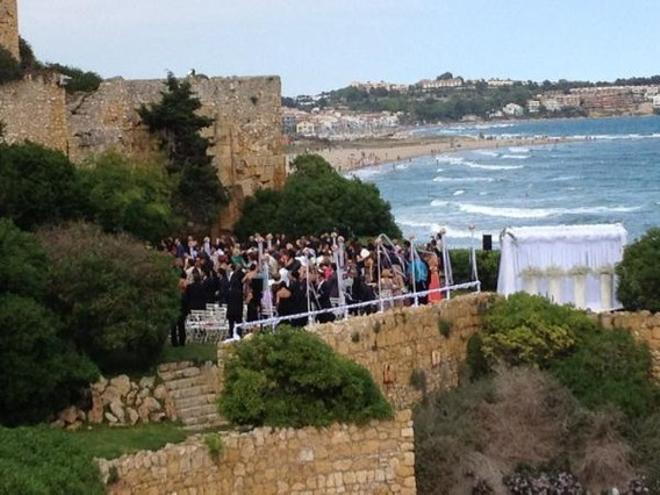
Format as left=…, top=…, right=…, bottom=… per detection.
left=482, top=234, right=493, bottom=251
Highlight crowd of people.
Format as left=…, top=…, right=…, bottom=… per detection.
left=163, top=233, right=450, bottom=346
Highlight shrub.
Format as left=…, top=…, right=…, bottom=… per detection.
left=0, top=46, right=21, bottom=84
left=551, top=329, right=658, bottom=419
left=0, top=294, right=98, bottom=425
left=235, top=154, right=401, bottom=240
left=478, top=293, right=589, bottom=369
left=616, top=228, right=660, bottom=312
left=438, top=319, right=452, bottom=338
left=219, top=327, right=393, bottom=427
left=79, top=152, right=177, bottom=243
left=466, top=334, right=490, bottom=380
left=0, top=142, right=84, bottom=229
left=46, top=63, right=102, bottom=93
left=0, top=425, right=103, bottom=494
left=204, top=433, right=224, bottom=461
left=449, top=249, right=501, bottom=292
left=632, top=412, right=660, bottom=492
left=38, top=223, right=179, bottom=373
left=0, top=218, right=49, bottom=298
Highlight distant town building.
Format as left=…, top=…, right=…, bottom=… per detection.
left=296, top=121, right=316, bottom=137
left=541, top=98, right=562, bottom=112
left=527, top=100, right=541, bottom=113
left=487, top=78, right=516, bottom=87
left=350, top=81, right=408, bottom=93
left=416, top=77, right=464, bottom=90
left=502, top=103, right=524, bottom=117
left=653, top=95, right=660, bottom=109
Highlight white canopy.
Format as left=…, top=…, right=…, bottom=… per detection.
left=497, top=224, right=627, bottom=312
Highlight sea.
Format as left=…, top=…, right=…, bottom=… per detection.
left=349, top=116, right=660, bottom=248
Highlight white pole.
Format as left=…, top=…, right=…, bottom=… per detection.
left=410, top=237, right=418, bottom=307
left=377, top=240, right=383, bottom=313
left=306, top=259, right=312, bottom=325
left=469, top=224, right=479, bottom=282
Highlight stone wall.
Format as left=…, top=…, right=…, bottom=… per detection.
left=0, top=76, right=69, bottom=152
left=100, top=409, right=416, bottom=495
left=66, top=75, right=286, bottom=229
left=596, top=310, right=660, bottom=379
left=0, top=0, right=19, bottom=60
left=53, top=361, right=221, bottom=430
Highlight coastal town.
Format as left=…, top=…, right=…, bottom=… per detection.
left=283, top=74, right=660, bottom=141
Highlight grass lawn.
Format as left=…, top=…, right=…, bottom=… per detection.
left=69, top=422, right=190, bottom=459
left=157, top=343, right=218, bottom=366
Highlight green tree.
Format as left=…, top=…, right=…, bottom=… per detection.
left=0, top=142, right=84, bottom=229
left=38, top=223, right=179, bottom=373
left=616, top=228, right=660, bottom=312
left=0, top=46, right=21, bottom=84
left=79, top=152, right=178, bottom=243
left=219, top=327, right=392, bottom=427
left=46, top=63, right=102, bottom=93
left=0, top=219, right=98, bottom=425
left=138, top=73, right=227, bottom=230
left=235, top=154, right=401, bottom=239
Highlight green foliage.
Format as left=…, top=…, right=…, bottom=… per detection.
left=616, top=228, right=660, bottom=312
left=0, top=294, right=98, bottom=425
left=235, top=154, right=401, bottom=239
left=0, top=220, right=98, bottom=425
left=466, top=334, right=490, bottom=381
left=449, top=249, right=500, bottom=292
left=138, top=73, right=226, bottom=229
left=438, top=319, right=452, bottom=338
left=18, top=38, right=43, bottom=74
left=46, top=63, right=102, bottom=93
left=632, top=412, right=660, bottom=492
left=0, top=46, right=21, bottom=84
left=219, top=327, right=393, bottom=427
left=38, top=222, right=179, bottom=373
left=79, top=152, right=177, bottom=243
left=479, top=293, right=587, bottom=369
left=204, top=433, right=224, bottom=461
left=0, top=142, right=84, bottom=229
left=551, top=329, right=657, bottom=418
left=0, top=426, right=104, bottom=495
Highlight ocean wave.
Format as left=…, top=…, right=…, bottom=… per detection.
left=435, top=155, right=465, bottom=165
left=569, top=133, right=660, bottom=141
left=550, top=175, right=582, bottom=182
left=397, top=219, right=497, bottom=239
left=433, top=176, right=495, bottom=183
left=456, top=203, right=642, bottom=219
left=453, top=190, right=465, bottom=196
left=435, top=154, right=523, bottom=170
left=436, top=168, right=444, bottom=172
left=500, top=154, right=530, bottom=160
left=508, top=146, right=530, bottom=153
left=430, top=200, right=450, bottom=207
left=474, top=150, right=500, bottom=157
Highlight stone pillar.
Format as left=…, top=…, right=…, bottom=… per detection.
left=0, top=0, right=19, bottom=61
left=523, top=275, right=538, bottom=295
left=600, top=273, right=613, bottom=311
left=548, top=276, right=562, bottom=304
left=574, top=275, right=587, bottom=309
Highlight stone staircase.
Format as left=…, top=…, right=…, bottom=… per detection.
left=157, top=361, right=225, bottom=431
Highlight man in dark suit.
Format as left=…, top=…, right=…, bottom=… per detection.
left=226, top=260, right=245, bottom=338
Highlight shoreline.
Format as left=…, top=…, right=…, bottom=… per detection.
left=289, top=134, right=578, bottom=172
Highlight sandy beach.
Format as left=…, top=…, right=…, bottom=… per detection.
left=288, top=134, right=577, bottom=172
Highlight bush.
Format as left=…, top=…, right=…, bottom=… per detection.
left=0, top=142, right=84, bottom=229
left=0, top=218, right=49, bottom=298
left=449, top=249, right=500, bottom=292
left=219, top=327, right=393, bottom=427
left=46, top=63, right=102, bottom=93
left=79, top=152, right=177, bottom=243
left=479, top=293, right=591, bottom=369
left=0, top=426, right=103, bottom=494
left=235, top=154, right=401, bottom=239
left=551, top=329, right=658, bottom=418
left=0, top=46, right=21, bottom=84
left=38, top=223, right=179, bottom=373
left=632, top=412, right=660, bottom=492
left=0, top=294, right=98, bottom=425
left=616, top=228, right=660, bottom=312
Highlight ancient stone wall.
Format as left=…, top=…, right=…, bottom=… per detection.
left=100, top=409, right=416, bottom=495
left=596, top=310, right=660, bottom=379
left=308, top=293, right=493, bottom=409
left=0, top=0, right=19, bottom=60
left=0, top=76, right=69, bottom=152
left=66, top=76, right=286, bottom=229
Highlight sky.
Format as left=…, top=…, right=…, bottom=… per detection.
left=17, top=0, right=660, bottom=96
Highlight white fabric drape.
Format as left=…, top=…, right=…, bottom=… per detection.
left=497, top=224, right=627, bottom=312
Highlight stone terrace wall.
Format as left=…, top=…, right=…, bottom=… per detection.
left=308, top=293, right=493, bottom=409
left=596, top=310, right=660, bottom=379
left=101, top=409, right=416, bottom=495
left=67, top=76, right=286, bottom=229
left=0, top=77, right=69, bottom=152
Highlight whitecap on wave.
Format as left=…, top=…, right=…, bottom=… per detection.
left=508, top=146, right=530, bottom=153
left=454, top=203, right=642, bottom=219
left=500, top=154, right=530, bottom=160
left=397, top=219, right=497, bottom=239
left=433, top=176, right=495, bottom=183
left=453, top=190, right=465, bottom=196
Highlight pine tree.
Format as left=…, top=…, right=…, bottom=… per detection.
left=138, top=73, right=227, bottom=230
